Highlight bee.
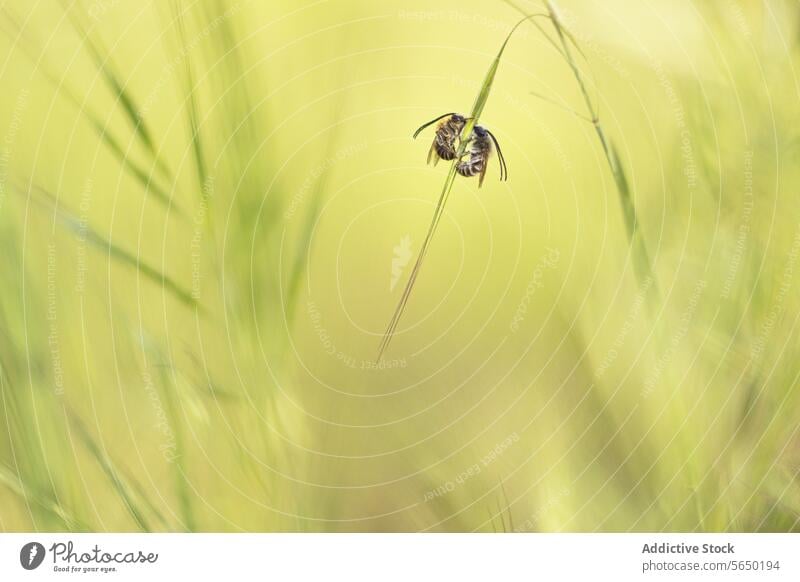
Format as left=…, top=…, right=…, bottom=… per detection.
left=456, top=125, right=507, bottom=188
left=413, top=112, right=470, bottom=165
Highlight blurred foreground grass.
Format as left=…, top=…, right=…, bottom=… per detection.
left=0, top=0, right=799, bottom=531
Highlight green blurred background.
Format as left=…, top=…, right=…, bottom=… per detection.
left=0, top=0, right=799, bottom=531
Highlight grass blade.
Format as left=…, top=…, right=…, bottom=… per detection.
left=60, top=2, right=172, bottom=182
left=0, top=10, right=182, bottom=216
left=153, top=356, right=196, bottom=531
left=285, top=98, right=346, bottom=328
left=86, top=116, right=181, bottom=213
left=544, top=0, right=658, bottom=296
left=506, top=0, right=659, bottom=297
left=377, top=14, right=541, bottom=359
left=0, top=464, right=86, bottom=530
left=64, top=408, right=153, bottom=531
left=171, top=2, right=209, bottom=191
left=26, top=184, right=200, bottom=310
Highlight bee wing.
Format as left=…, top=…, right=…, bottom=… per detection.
left=478, top=158, right=488, bottom=188
left=427, top=138, right=438, bottom=165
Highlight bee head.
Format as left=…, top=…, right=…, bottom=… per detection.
left=473, top=126, right=488, bottom=137
left=451, top=114, right=466, bottom=124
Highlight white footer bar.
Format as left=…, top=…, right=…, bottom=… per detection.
left=0, top=533, right=797, bottom=581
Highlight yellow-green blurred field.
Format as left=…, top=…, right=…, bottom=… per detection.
left=0, top=0, right=799, bottom=532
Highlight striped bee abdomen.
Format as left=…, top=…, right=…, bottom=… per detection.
left=435, top=140, right=458, bottom=161
left=456, top=157, right=486, bottom=177
left=456, top=126, right=493, bottom=185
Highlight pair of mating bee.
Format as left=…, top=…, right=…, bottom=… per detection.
left=413, top=113, right=507, bottom=187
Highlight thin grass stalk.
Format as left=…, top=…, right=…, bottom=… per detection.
left=543, top=0, right=659, bottom=296
left=528, top=3, right=673, bottom=391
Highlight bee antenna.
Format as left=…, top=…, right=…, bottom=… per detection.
left=486, top=130, right=508, bottom=181
left=412, top=113, right=458, bottom=139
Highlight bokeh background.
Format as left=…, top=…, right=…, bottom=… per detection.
left=0, top=0, right=799, bottom=532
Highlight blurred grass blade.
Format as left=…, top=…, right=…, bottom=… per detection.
left=27, top=184, right=200, bottom=310
left=171, top=2, right=208, bottom=191
left=377, top=14, right=539, bottom=359
left=153, top=357, right=196, bottom=531
left=65, top=408, right=153, bottom=531
left=285, top=101, right=346, bottom=329
left=606, top=141, right=657, bottom=288
left=0, top=10, right=181, bottom=216
left=500, top=478, right=514, bottom=532
left=513, top=0, right=659, bottom=297
left=86, top=116, right=182, bottom=214
left=60, top=2, right=172, bottom=182
left=0, top=463, right=86, bottom=530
